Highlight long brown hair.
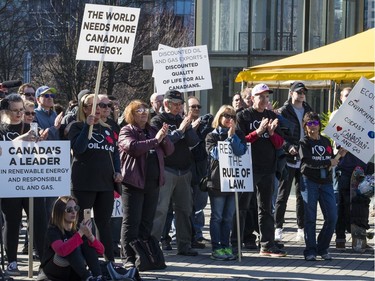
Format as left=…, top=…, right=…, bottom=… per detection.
left=50, top=196, right=79, bottom=234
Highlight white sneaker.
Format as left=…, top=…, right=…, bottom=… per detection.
left=296, top=228, right=304, bottom=242
left=275, top=228, right=283, bottom=242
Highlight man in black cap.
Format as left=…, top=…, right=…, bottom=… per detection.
left=151, top=90, right=200, bottom=256
left=274, top=81, right=312, bottom=243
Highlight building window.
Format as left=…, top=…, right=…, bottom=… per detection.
left=210, top=0, right=249, bottom=52
left=251, top=0, right=303, bottom=52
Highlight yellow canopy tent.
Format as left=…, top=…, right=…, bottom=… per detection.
left=235, top=28, right=375, bottom=82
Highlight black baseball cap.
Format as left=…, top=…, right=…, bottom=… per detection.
left=164, top=90, right=184, bottom=103
left=290, top=81, right=308, bottom=92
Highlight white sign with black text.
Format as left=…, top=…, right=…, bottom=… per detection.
left=323, top=77, right=375, bottom=163
left=0, top=141, right=71, bottom=198
left=218, top=141, right=253, bottom=192
left=151, top=45, right=212, bottom=94
left=76, top=4, right=140, bottom=63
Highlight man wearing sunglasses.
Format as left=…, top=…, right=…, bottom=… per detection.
left=34, top=85, right=65, bottom=249
left=187, top=96, right=213, bottom=248
left=35, top=85, right=64, bottom=141
left=274, top=81, right=312, bottom=244
left=18, top=83, right=36, bottom=103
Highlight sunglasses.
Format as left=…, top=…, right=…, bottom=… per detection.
left=222, top=113, right=236, bottom=120
left=22, top=92, right=35, bottom=97
left=296, top=90, right=306, bottom=95
left=306, top=120, right=320, bottom=127
left=24, top=111, right=36, bottom=116
left=135, top=108, right=150, bottom=114
left=190, top=105, right=202, bottom=109
left=41, top=94, right=55, bottom=99
left=84, top=103, right=99, bottom=108
left=9, top=109, right=24, bottom=114
left=98, top=102, right=113, bottom=109
left=65, top=205, right=80, bottom=213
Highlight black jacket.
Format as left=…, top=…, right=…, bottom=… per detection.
left=151, top=112, right=200, bottom=171
left=278, top=99, right=312, bottom=164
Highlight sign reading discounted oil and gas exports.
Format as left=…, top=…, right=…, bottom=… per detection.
left=0, top=141, right=71, bottom=198
left=76, top=4, right=140, bottom=63
left=218, top=141, right=253, bottom=192
left=152, top=45, right=212, bottom=94
left=323, top=77, right=375, bottom=163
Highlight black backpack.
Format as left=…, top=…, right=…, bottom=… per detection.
left=129, top=236, right=167, bottom=272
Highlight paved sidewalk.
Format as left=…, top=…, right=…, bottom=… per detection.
left=7, top=196, right=375, bottom=280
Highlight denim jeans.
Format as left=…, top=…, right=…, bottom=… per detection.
left=300, top=176, right=337, bottom=257
left=209, top=193, right=235, bottom=251
left=191, top=183, right=208, bottom=240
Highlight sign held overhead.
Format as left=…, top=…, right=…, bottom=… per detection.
left=152, top=45, right=212, bottom=94
left=76, top=4, right=140, bottom=63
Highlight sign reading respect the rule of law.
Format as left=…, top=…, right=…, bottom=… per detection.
left=218, top=142, right=253, bottom=192
left=323, top=77, right=375, bottom=163
left=0, top=141, right=71, bottom=198
left=76, top=4, right=140, bottom=62
left=151, top=45, right=212, bottom=94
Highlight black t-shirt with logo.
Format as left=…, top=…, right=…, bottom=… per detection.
left=299, top=135, right=333, bottom=184
left=237, top=108, right=279, bottom=174
left=69, top=122, right=118, bottom=192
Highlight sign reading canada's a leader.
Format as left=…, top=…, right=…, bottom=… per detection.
left=218, top=142, right=253, bottom=192
left=323, top=77, right=375, bottom=163
left=0, top=141, right=71, bottom=198
left=76, top=4, right=140, bottom=62
left=151, top=45, right=212, bottom=94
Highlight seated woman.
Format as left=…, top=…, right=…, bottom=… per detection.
left=41, top=196, right=104, bottom=281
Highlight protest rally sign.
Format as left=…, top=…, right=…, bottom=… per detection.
left=151, top=45, right=212, bottom=94
left=323, top=77, right=375, bottom=163
left=76, top=3, right=140, bottom=138
left=112, top=193, right=123, bottom=218
left=76, top=4, right=140, bottom=63
left=0, top=140, right=71, bottom=198
left=217, top=141, right=253, bottom=192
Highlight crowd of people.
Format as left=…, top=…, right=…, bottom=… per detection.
left=0, top=81, right=373, bottom=280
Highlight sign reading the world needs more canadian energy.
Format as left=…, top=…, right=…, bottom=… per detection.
left=76, top=4, right=140, bottom=63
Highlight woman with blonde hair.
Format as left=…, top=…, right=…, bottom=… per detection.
left=68, top=93, right=122, bottom=262
left=205, top=105, right=247, bottom=261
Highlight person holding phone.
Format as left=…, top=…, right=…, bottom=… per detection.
left=40, top=196, right=104, bottom=281
left=0, top=94, right=48, bottom=275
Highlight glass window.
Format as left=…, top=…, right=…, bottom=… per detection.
left=210, top=0, right=249, bottom=52
left=251, top=0, right=303, bottom=51
left=309, top=0, right=327, bottom=49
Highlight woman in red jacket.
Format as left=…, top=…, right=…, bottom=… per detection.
left=41, top=196, right=104, bottom=281
left=118, top=99, right=174, bottom=269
